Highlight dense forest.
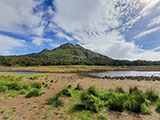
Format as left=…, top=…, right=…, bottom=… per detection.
left=0, top=43, right=160, bottom=66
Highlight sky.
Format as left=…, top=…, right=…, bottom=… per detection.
left=0, top=0, right=160, bottom=61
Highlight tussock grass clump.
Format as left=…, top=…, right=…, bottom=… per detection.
left=156, top=101, right=160, bottom=114
left=141, top=103, right=152, bottom=115
left=145, top=90, right=159, bottom=103
left=97, top=114, right=109, bottom=120
left=78, top=86, right=157, bottom=114
left=31, top=82, right=42, bottom=89
left=115, top=87, right=125, bottom=93
left=129, top=86, right=140, bottom=94
left=46, top=95, right=64, bottom=108
left=58, top=88, right=72, bottom=97
left=107, top=93, right=128, bottom=112
left=0, top=85, right=8, bottom=92
left=29, top=76, right=38, bottom=80
left=25, top=89, right=42, bottom=98
left=87, top=86, right=100, bottom=97
left=67, top=84, right=72, bottom=89
left=81, top=93, right=104, bottom=113
left=125, top=92, right=146, bottom=113
left=75, top=84, right=83, bottom=90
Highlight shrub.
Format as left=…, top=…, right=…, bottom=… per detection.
left=107, top=93, right=127, bottom=112
left=81, top=93, right=103, bottom=113
left=97, top=114, right=108, bottom=120
left=0, top=85, right=8, bottom=92
left=19, top=90, right=27, bottom=95
left=156, top=101, right=160, bottom=114
left=22, top=83, right=30, bottom=90
left=25, top=89, right=42, bottom=98
left=125, top=92, right=145, bottom=113
left=29, top=76, right=38, bottom=80
left=31, top=82, right=42, bottom=89
left=7, top=82, right=22, bottom=90
left=99, top=92, right=115, bottom=102
left=87, top=86, right=100, bottom=97
left=58, top=88, right=72, bottom=97
left=72, top=103, right=86, bottom=111
left=115, top=87, right=125, bottom=93
left=141, top=103, right=152, bottom=115
left=75, top=84, right=83, bottom=90
left=145, top=90, right=159, bottom=103
left=47, top=95, right=64, bottom=108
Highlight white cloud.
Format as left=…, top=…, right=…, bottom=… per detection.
left=134, top=27, right=160, bottom=39
left=51, top=0, right=160, bottom=61
left=32, top=37, right=52, bottom=46
left=0, top=34, right=25, bottom=55
left=148, top=16, right=160, bottom=27
left=0, top=0, right=45, bottom=36
left=56, top=32, right=73, bottom=41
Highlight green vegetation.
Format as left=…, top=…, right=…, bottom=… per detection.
left=145, top=90, right=159, bottom=103
left=47, top=85, right=160, bottom=119
left=97, top=114, right=109, bottom=120
left=25, top=89, right=43, bottom=98
left=156, top=101, right=160, bottom=114
left=46, top=95, right=64, bottom=108
left=0, top=75, right=43, bottom=98
left=58, top=87, right=72, bottom=97
left=75, top=84, right=83, bottom=90
left=1, top=43, right=160, bottom=66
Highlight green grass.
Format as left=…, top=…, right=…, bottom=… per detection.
left=46, top=95, right=64, bottom=108
left=0, top=75, right=43, bottom=98
left=25, top=89, right=43, bottom=98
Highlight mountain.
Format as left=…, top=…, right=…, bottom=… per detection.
left=0, top=43, right=112, bottom=66
left=28, top=43, right=110, bottom=60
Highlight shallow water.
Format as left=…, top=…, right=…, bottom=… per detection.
left=89, top=71, right=160, bottom=77
left=0, top=72, right=39, bottom=74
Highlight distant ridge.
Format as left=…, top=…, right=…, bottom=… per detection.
left=1, top=43, right=160, bottom=66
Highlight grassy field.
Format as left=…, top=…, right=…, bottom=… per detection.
left=0, top=69, right=160, bottom=120
left=1, top=65, right=160, bottom=73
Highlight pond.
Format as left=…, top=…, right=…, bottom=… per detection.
left=89, top=71, right=160, bottom=77
left=0, top=72, right=39, bottom=74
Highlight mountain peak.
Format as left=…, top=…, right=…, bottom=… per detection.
left=57, top=43, right=83, bottom=49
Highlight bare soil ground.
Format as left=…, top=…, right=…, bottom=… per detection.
left=0, top=73, right=160, bottom=120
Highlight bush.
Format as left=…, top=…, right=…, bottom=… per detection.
left=87, top=86, right=100, bottom=97
left=7, top=82, right=22, bottom=90
left=107, top=93, right=127, bottom=112
left=125, top=92, right=145, bottom=113
left=29, top=76, right=38, bottom=80
left=0, top=85, right=8, bottom=92
left=75, top=84, right=83, bottom=90
left=81, top=93, right=104, bottom=113
left=99, top=92, right=115, bottom=102
left=31, top=82, right=42, bottom=89
left=47, top=95, right=64, bottom=108
left=115, top=87, right=125, bottom=93
left=141, top=103, right=152, bottom=115
left=22, top=83, right=30, bottom=90
left=58, top=88, right=72, bottom=97
left=25, top=89, right=42, bottom=98
left=19, top=90, right=27, bottom=95
left=145, top=90, right=159, bottom=103
left=156, top=101, right=160, bottom=114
